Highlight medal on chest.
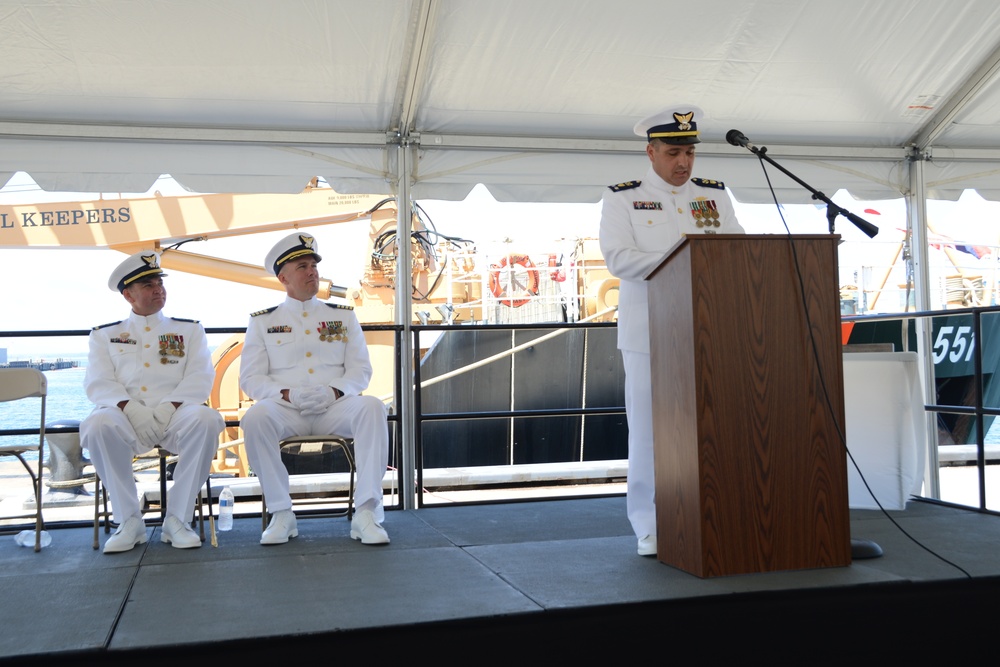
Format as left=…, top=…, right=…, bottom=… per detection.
left=690, top=199, right=720, bottom=228
left=318, top=321, right=347, bottom=343
left=159, top=334, right=185, bottom=364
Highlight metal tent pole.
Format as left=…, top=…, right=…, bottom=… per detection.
left=907, top=150, right=941, bottom=499
left=395, top=138, right=417, bottom=510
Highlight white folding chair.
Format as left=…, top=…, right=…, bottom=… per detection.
left=0, top=368, right=47, bottom=551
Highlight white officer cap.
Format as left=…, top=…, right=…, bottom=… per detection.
left=633, top=104, right=703, bottom=144
left=108, top=251, right=166, bottom=292
left=265, top=232, right=323, bottom=276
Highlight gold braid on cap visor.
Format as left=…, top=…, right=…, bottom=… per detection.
left=648, top=130, right=699, bottom=139
left=122, top=268, right=162, bottom=288
left=275, top=248, right=317, bottom=272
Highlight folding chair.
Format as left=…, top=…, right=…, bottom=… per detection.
left=261, top=435, right=356, bottom=529
left=0, top=368, right=47, bottom=552
left=93, top=447, right=213, bottom=550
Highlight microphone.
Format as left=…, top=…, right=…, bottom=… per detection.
left=726, top=129, right=754, bottom=149
left=844, top=211, right=880, bottom=238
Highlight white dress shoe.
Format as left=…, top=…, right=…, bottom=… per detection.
left=637, top=534, right=657, bottom=557
left=350, top=508, right=390, bottom=545
left=103, top=515, right=148, bottom=554
left=260, top=510, right=298, bottom=545
left=161, top=515, right=202, bottom=549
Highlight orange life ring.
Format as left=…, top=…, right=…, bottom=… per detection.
left=488, top=253, right=540, bottom=307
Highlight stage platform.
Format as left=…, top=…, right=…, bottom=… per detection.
left=2, top=495, right=999, bottom=664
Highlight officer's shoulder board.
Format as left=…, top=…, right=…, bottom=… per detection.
left=251, top=306, right=280, bottom=317
left=170, top=317, right=199, bottom=323
left=325, top=302, right=354, bottom=311
left=691, top=177, right=725, bottom=190
left=608, top=180, right=641, bottom=192
left=92, top=320, right=122, bottom=331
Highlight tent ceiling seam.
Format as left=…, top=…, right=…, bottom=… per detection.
left=909, top=37, right=1000, bottom=149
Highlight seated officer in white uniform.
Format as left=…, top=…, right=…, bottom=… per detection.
left=599, top=104, right=744, bottom=557
left=239, top=232, right=390, bottom=546
left=81, top=252, right=224, bottom=553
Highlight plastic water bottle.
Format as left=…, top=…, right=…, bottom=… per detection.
left=218, top=487, right=234, bottom=531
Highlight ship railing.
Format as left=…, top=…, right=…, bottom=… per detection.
left=844, top=304, right=1000, bottom=512
left=0, top=318, right=626, bottom=528
left=409, top=310, right=625, bottom=508
left=14, top=305, right=1000, bottom=523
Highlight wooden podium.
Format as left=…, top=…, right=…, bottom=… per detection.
left=645, top=234, right=851, bottom=577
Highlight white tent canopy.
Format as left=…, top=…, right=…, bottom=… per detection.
left=4, top=0, right=1000, bottom=205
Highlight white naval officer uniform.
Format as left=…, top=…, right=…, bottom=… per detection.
left=81, top=311, right=223, bottom=524
left=239, top=296, right=389, bottom=520
left=599, top=165, right=745, bottom=541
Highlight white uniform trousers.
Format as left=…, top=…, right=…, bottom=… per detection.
left=241, top=395, right=389, bottom=521
left=622, top=349, right=656, bottom=540
left=81, top=404, right=223, bottom=524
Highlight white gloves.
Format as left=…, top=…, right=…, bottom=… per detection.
left=301, top=386, right=338, bottom=415
left=290, top=386, right=339, bottom=415
left=288, top=386, right=318, bottom=410
left=123, top=401, right=162, bottom=449
left=153, top=402, right=176, bottom=429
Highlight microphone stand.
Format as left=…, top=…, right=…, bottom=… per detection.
left=737, top=144, right=879, bottom=238
left=735, top=138, right=883, bottom=559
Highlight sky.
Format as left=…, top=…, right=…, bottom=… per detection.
left=2, top=171, right=1000, bottom=358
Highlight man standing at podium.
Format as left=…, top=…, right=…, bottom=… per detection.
left=599, top=105, right=745, bottom=556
